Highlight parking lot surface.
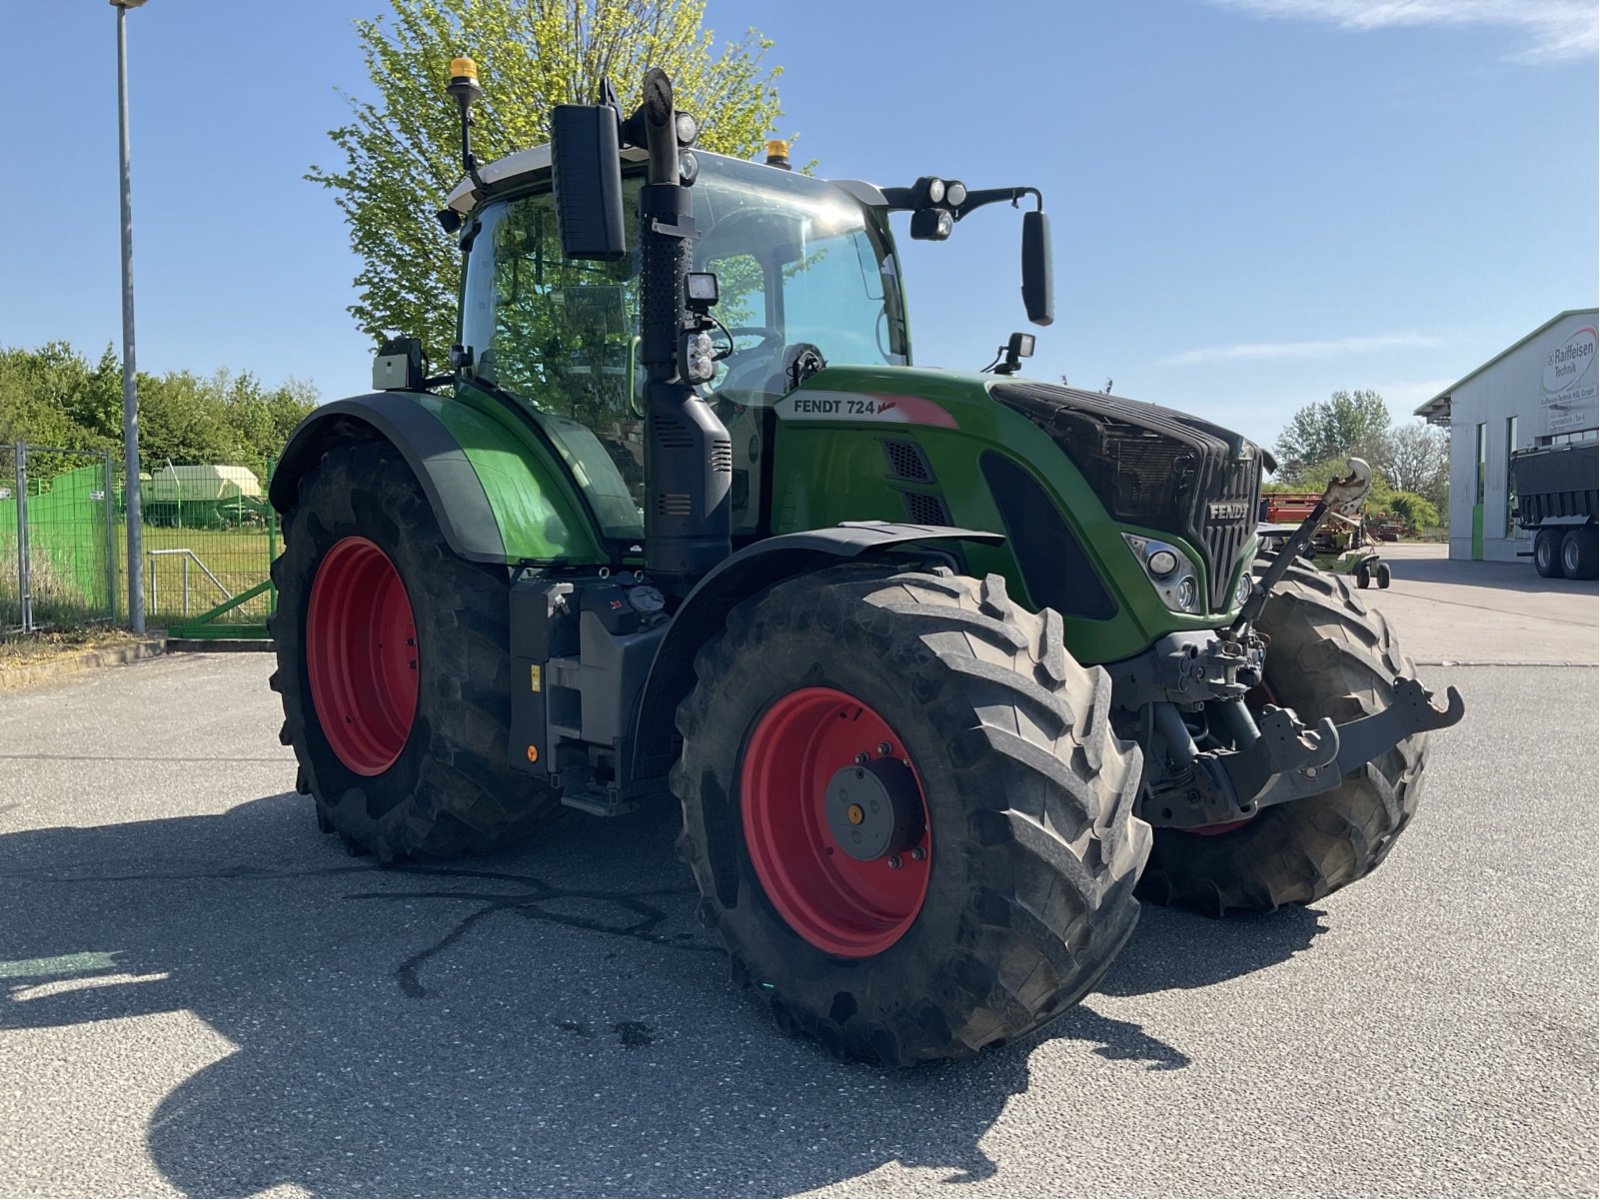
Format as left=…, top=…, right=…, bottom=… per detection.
left=1, top=557, right=1595, bottom=1197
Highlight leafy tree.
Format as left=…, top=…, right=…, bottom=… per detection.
left=1383, top=491, right=1440, bottom=531
left=0, top=342, right=317, bottom=484
left=1374, top=419, right=1449, bottom=509
left=310, top=0, right=785, bottom=366
left=1274, top=389, right=1392, bottom=477
left=1265, top=454, right=1392, bottom=495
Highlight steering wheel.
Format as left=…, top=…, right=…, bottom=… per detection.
left=712, top=325, right=783, bottom=362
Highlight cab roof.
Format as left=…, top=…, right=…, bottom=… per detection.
left=443, top=144, right=886, bottom=216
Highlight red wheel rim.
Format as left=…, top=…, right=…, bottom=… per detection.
left=741, top=687, right=931, bottom=958
left=305, top=537, right=419, bottom=776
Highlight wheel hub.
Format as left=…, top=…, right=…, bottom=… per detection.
left=824, top=759, right=923, bottom=861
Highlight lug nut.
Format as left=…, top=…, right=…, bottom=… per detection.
left=886, top=854, right=903, bottom=869
left=910, top=846, right=927, bottom=862
left=855, top=752, right=869, bottom=765
left=877, top=742, right=893, bottom=756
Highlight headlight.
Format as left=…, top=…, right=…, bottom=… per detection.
left=1175, top=575, right=1198, bottom=612
left=1147, top=549, right=1179, bottom=577
left=1234, top=570, right=1253, bottom=609
left=1123, top=533, right=1203, bottom=614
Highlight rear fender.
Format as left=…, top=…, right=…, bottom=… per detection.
left=269, top=392, right=606, bottom=565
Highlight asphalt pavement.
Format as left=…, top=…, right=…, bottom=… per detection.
left=0, top=554, right=1595, bottom=1197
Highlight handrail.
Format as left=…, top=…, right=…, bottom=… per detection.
left=147, top=547, right=232, bottom=618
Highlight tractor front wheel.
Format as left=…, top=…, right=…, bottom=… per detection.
left=672, top=566, right=1149, bottom=1064
left=1139, top=559, right=1430, bottom=914
left=270, top=442, right=560, bottom=860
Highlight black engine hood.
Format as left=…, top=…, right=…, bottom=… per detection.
left=989, top=380, right=1267, bottom=612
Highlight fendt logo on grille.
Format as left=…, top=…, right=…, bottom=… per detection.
left=1207, top=501, right=1250, bottom=522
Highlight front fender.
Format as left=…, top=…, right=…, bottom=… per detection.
left=627, top=522, right=1004, bottom=786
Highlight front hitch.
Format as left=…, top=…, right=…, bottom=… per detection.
left=1139, top=676, right=1464, bottom=829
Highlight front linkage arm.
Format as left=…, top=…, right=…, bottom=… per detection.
left=1120, top=456, right=1465, bottom=830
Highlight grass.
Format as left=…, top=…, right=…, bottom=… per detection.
left=3, top=518, right=276, bottom=637
left=118, top=523, right=277, bottom=626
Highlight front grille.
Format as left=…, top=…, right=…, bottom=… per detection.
left=990, top=382, right=1263, bottom=612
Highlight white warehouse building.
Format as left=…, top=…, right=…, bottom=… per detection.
left=1415, top=308, right=1598, bottom=562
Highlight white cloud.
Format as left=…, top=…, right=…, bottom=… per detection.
left=1160, top=332, right=1438, bottom=366
left=1209, top=0, right=1598, bottom=63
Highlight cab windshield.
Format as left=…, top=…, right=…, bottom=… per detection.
left=460, top=153, right=908, bottom=538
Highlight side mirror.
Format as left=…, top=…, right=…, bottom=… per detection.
left=1021, top=209, right=1054, bottom=327
left=550, top=104, right=627, bottom=260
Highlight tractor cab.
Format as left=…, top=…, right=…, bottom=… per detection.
left=443, top=146, right=908, bottom=539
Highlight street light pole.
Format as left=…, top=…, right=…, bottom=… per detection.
left=113, top=0, right=147, bottom=633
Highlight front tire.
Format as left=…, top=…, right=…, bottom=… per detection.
left=269, top=441, right=560, bottom=861
left=672, top=566, right=1149, bottom=1065
left=1139, top=559, right=1430, bottom=915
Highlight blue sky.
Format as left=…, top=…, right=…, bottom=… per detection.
left=2, top=0, right=1594, bottom=450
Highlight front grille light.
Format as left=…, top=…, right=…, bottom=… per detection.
left=1234, top=568, right=1253, bottom=609
left=1123, top=533, right=1202, bottom=614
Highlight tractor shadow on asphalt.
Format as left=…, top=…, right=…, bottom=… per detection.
left=0, top=790, right=1320, bottom=1197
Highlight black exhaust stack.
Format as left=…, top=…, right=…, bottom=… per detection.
left=551, top=70, right=730, bottom=594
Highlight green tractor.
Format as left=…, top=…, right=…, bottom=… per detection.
left=268, top=63, right=1462, bottom=1064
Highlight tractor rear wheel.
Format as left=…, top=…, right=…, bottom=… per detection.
left=1139, top=559, right=1430, bottom=915
left=672, top=565, right=1149, bottom=1065
left=269, top=441, right=559, bottom=861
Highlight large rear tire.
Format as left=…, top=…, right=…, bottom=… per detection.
left=269, top=442, right=560, bottom=861
left=1139, top=559, right=1429, bottom=915
left=672, top=566, right=1150, bottom=1064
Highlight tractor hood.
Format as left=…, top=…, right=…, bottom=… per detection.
left=985, top=380, right=1266, bottom=613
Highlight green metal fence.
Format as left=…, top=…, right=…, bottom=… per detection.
left=1, top=444, right=277, bottom=639
left=1, top=446, right=116, bottom=633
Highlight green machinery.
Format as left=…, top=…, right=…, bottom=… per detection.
left=268, top=63, right=1463, bottom=1064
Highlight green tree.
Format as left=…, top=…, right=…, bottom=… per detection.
left=1374, top=419, right=1449, bottom=509
left=1274, top=389, right=1393, bottom=477
left=310, top=0, right=785, bottom=366
left=0, top=341, right=317, bottom=485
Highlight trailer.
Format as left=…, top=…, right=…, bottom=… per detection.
left=1510, top=442, right=1598, bottom=579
